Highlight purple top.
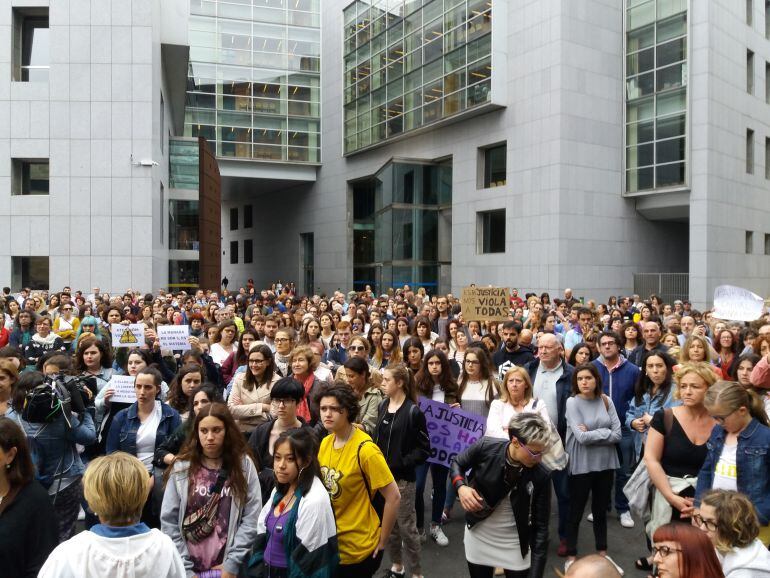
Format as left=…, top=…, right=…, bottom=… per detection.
left=264, top=504, right=291, bottom=568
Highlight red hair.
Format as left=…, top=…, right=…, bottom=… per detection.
left=652, top=523, right=724, bottom=578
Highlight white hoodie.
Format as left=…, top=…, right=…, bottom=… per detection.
left=38, top=528, right=186, bottom=578
left=720, top=539, right=770, bottom=578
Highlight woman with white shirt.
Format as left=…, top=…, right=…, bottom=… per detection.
left=457, top=347, right=499, bottom=419
left=209, top=319, right=238, bottom=366
left=487, top=366, right=553, bottom=439
left=106, top=367, right=181, bottom=528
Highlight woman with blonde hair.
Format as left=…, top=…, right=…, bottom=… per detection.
left=679, top=334, right=721, bottom=376
left=696, top=489, right=770, bottom=577
left=696, top=381, right=770, bottom=543
left=288, top=345, right=323, bottom=426
left=39, top=452, right=186, bottom=578
left=635, top=362, right=717, bottom=571
left=486, top=366, right=553, bottom=439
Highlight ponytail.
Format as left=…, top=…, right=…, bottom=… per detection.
left=705, top=381, right=770, bottom=427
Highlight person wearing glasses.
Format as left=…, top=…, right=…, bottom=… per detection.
left=694, top=489, right=770, bottom=577
left=526, top=332, right=574, bottom=555
left=451, top=412, right=553, bottom=578
left=563, top=363, right=623, bottom=575
left=696, top=381, right=770, bottom=543
left=53, top=302, right=80, bottom=350
left=650, top=522, right=724, bottom=578
left=248, top=376, right=317, bottom=505
left=228, top=344, right=279, bottom=435
left=273, top=328, right=295, bottom=377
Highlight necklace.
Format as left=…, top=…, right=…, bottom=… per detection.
left=277, top=491, right=296, bottom=514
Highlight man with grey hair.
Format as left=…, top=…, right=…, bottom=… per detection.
left=451, top=412, right=553, bottom=578
left=565, top=554, right=622, bottom=578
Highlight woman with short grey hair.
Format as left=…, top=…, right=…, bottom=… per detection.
left=450, top=412, right=553, bottom=578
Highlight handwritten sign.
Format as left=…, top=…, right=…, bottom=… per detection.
left=460, top=286, right=510, bottom=321
left=109, top=375, right=137, bottom=404
left=417, top=396, right=486, bottom=468
left=157, top=325, right=191, bottom=350
left=713, top=285, right=765, bottom=322
left=110, top=324, right=145, bottom=348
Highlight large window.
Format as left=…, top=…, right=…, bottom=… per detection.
left=230, top=240, right=239, bottom=264
left=184, top=2, right=321, bottom=163
left=343, top=0, right=493, bottom=154
left=477, top=209, right=505, bottom=254
left=12, top=256, right=48, bottom=290
left=12, top=159, right=49, bottom=195
left=625, top=1, right=688, bottom=192
left=230, top=207, right=238, bottom=230
left=169, top=260, right=199, bottom=287
left=482, top=143, right=506, bottom=188
left=169, top=200, right=200, bottom=250
left=244, top=239, right=253, bottom=264
left=747, top=50, right=755, bottom=94
left=13, top=9, right=49, bottom=82
left=747, top=128, right=755, bottom=174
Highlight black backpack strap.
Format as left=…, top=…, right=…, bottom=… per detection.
left=356, top=440, right=373, bottom=497
left=210, top=468, right=229, bottom=494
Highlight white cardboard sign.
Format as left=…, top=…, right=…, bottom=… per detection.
left=712, top=285, right=765, bottom=322
left=111, top=324, right=146, bottom=348
left=109, top=375, right=137, bottom=404
left=157, top=325, right=191, bottom=351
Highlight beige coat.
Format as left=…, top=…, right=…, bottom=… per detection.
left=228, top=372, right=280, bottom=433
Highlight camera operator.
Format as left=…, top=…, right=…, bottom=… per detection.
left=8, top=370, right=96, bottom=542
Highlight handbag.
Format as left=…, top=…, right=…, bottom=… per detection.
left=623, top=459, right=651, bottom=519
left=623, top=408, right=673, bottom=520
left=182, top=468, right=229, bottom=544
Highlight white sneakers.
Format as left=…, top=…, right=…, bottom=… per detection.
left=586, top=511, right=634, bottom=528
left=430, top=524, right=449, bottom=547
left=619, top=511, right=635, bottom=528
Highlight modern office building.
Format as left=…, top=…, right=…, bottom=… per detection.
left=216, top=0, right=770, bottom=307
left=0, top=0, right=192, bottom=291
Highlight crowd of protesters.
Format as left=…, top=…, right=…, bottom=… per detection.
left=0, top=281, right=770, bottom=578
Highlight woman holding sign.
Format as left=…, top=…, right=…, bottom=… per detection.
left=414, top=349, right=458, bottom=545
left=106, top=367, right=181, bottom=528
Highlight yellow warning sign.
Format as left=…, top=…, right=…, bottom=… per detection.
left=119, top=327, right=139, bottom=344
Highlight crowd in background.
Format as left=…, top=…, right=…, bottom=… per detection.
left=0, top=281, right=769, bottom=578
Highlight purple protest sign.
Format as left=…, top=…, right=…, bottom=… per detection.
left=418, top=396, right=486, bottom=468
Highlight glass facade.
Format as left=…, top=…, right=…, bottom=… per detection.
left=169, top=200, right=200, bottom=251
left=169, top=138, right=200, bottom=190
left=185, top=0, right=321, bottom=163
left=625, top=0, right=688, bottom=192
left=353, top=161, right=452, bottom=292
left=343, top=0, right=493, bottom=154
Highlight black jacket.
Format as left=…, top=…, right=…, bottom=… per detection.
left=248, top=417, right=318, bottom=504
left=373, top=398, right=430, bottom=482
left=526, top=358, right=574, bottom=442
left=451, top=437, right=551, bottom=578
left=0, top=481, right=59, bottom=578
left=493, top=344, right=535, bottom=369
left=628, top=342, right=669, bottom=367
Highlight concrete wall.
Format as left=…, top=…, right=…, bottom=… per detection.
left=689, top=0, right=770, bottom=307
left=0, top=0, right=178, bottom=293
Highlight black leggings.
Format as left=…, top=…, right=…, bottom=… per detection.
left=467, top=561, right=528, bottom=578
left=566, top=469, right=614, bottom=556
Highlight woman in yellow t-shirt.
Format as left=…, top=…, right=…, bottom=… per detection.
left=316, top=383, right=401, bottom=578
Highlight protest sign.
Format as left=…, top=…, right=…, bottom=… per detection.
left=111, top=324, right=145, bottom=348
left=712, top=285, right=765, bottom=322
left=460, top=286, right=510, bottom=321
left=417, top=396, right=486, bottom=468
left=157, top=325, right=191, bottom=350
left=108, top=375, right=137, bottom=404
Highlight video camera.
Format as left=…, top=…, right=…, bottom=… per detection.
left=22, top=373, right=97, bottom=426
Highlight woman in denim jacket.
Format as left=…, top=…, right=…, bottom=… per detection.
left=626, top=351, right=680, bottom=460
left=106, top=367, right=181, bottom=528
left=696, top=381, right=770, bottom=539
left=10, top=371, right=97, bottom=542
